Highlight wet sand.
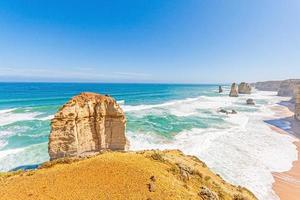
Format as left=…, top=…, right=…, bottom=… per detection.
left=268, top=103, right=300, bottom=200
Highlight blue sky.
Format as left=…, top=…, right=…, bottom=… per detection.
left=0, top=0, right=299, bottom=83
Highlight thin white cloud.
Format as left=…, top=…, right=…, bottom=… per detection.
left=114, top=72, right=152, bottom=77
left=0, top=67, right=154, bottom=82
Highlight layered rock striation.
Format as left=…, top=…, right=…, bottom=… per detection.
left=229, top=83, right=238, bottom=97
left=238, top=82, right=251, bottom=94
left=254, top=81, right=282, bottom=91
left=48, top=92, right=129, bottom=160
left=296, top=86, right=300, bottom=121
left=277, top=79, right=300, bottom=97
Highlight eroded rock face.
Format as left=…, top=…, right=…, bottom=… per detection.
left=48, top=92, right=129, bottom=160
left=254, top=81, right=282, bottom=91
left=278, top=79, right=300, bottom=97
left=295, top=86, right=300, bottom=121
left=229, top=83, right=238, bottom=97
left=199, top=186, right=219, bottom=200
left=238, top=82, right=251, bottom=94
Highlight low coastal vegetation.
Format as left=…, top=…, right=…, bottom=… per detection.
left=0, top=150, right=257, bottom=200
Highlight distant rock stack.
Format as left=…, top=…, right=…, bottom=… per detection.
left=238, top=82, right=251, bottom=94
left=229, top=83, right=238, bottom=97
left=295, top=86, right=300, bottom=121
left=48, top=92, right=129, bottom=160
left=219, top=86, right=223, bottom=93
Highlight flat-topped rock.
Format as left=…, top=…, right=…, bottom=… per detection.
left=48, top=92, right=129, bottom=160
left=238, top=82, right=251, bottom=94
left=229, top=83, right=238, bottom=97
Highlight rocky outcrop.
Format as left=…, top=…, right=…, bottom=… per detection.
left=229, top=83, right=238, bottom=97
left=277, top=79, right=300, bottom=97
left=219, top=109, right=237, bottom=114
left=295, top=86, right=300, bottom=121
left=199, top=186, right=219, bottom=200
left=238, top=82, right=251, bottom=94
left=254, top=81, right=282, bottom=91
left=218, top=86, right=223, bottom=93
left=48, top=92, right=129, bottom=160
left=246, top=98, right=255, bottom=105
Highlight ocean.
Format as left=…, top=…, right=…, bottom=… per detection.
left=0, top=82, right=297, bottom=200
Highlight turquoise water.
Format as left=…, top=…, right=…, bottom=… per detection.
left=1, top=83, right=298, bottom=200
left=0, top=83, right=226, bottom=171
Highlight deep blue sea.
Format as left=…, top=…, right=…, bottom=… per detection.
left=0, top=82, right=297, bottom=200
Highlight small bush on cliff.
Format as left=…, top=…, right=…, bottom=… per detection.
left=150, top=152, right=165, bottom=162
left=234, top=193, right=249, bottom=200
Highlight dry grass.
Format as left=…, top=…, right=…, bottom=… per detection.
left=0, top=150, right=257, bottom=200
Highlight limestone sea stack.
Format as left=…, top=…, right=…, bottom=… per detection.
left=48, top=92, right=129, bottom=160
left=295, top=86, right=300, bottom=121
left=218, top=86, right=223, bottom=93
left=229, top=83, right=238, bottom=97
left=238, top=82, right=251, bottom=94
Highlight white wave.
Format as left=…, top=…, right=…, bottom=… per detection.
left=126, top=90, right=298, bottom=200
left=123, top=96, right=229, bottom=117
left=0, top=108, right=15, bottom=114
left=38, top=115, right=54, bottom=121
left=0, top=142, right=49, bottom=171
left=122, top=99, right=184, bottom=112
left=0, top=130, right=15, bottom=149
left=0, top=110, right=42, bottom=126
left=0, top=140, right=8, bottom=149
left=117, top=100, right=125, bottom=105
left=0, top=90, right=297, bottom=200
left=0, top=147, right=25, bottom=160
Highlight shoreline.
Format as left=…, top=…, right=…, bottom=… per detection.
left=267, top=102, right=300, bottom=200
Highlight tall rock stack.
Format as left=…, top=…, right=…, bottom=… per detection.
left=219, top=86, right=223, bottom=93
left=229, top=83, right=239, bottom=97
left=48, top=92, right=129, bottom=160
left=295, top=86, right=300, bottom=121
left=238, top=82, right=251, bottom=94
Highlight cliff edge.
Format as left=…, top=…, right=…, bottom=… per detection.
left=0, top=150, right=257, bottom=200
left=296, top=86, right=300, bottom=120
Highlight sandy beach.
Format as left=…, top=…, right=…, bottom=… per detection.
left=268, top=103, right=300, bottom=200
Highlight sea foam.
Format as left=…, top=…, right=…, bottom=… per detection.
left=0, top=142, right=49, bottom=171
left=126, top=91, right=298, bottom=200
left=0, top=109, right=42, bottom=126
